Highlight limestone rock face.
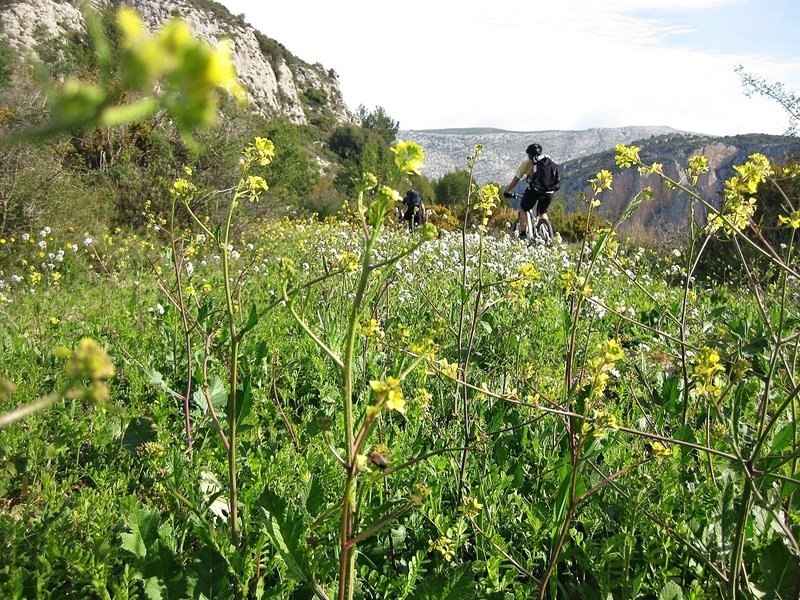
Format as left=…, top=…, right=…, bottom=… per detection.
left=560, top=136, right=800, bottom=236
left=0, top=1, right=93, bottom=52
left=0, top=0, right=357, bottom=126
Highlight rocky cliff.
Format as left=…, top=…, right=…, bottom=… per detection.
left=0, top=0, right=357, bottom=127
left=560, top=134, right=800, bottom=237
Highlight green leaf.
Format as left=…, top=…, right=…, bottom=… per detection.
left=190, top=544, right=231, bottom=599
left=415, top=564, right=475, bottom=599
left=239, top=303, right=260, bottom=338
left=143, top=367, right=180, bottom=398
left=122, top=417, right=157, bottom=453
left=591, top=230, right=609, bottom=261
left=121, top=506, right=161, bottom=559
left=304, top=475, right=326, bottom=516
left=755, top=539, right=800, bottom=599
left=236, top=374, right=253, bottom=426
left=552, top=466, right=573, bottom=535
left=192, top=377, right=227, bottom=416
left=259, top=490, right=315, bottom=587
left=657, top=581, right=683, bottom=600
left=770, top=422, right=795, bottom=454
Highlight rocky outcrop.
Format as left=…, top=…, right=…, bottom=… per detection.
left=0, top=0, right=357, bottom=127
left=560, top=134, right=800, bottom=236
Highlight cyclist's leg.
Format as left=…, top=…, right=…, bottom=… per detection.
left=519, top=189, right=536, bottom=238
left=536, top=193, right=552, bottom=220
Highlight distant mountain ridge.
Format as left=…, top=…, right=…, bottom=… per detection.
left=401, top=127, right=800, bottom=236
left=399, top=126, right=691, bottom=183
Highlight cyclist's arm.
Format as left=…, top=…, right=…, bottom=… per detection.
left=505, top=158, right=532, bottom=195
left=504, top=176, right=521, bottom=195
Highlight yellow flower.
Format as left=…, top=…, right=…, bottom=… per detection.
left=648, top=441, right=673, bottom=462
left=390, top=141, right=424, bottom=175
left=370, top=377, right=406, bottom=414
left=435, top=358, right=458, bottom=379
left=589, top=169, right=613, bottom=194
left=459, top=496, right=484, bottom=517
left=615, top=144, right=641, bottom=169
left=243, top=175, right=268, bottom=199
left=65, top=338, right=115, bottom=382
left=779, top=211, right=800, bottom=229
left=691, top=347, right=724, bottom=379
left=240, top=137, right=275, bottom=172
left=206, top=39, right=247, bottom=104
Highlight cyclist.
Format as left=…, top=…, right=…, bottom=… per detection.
left=503, top=143, right=553, bottom=241
left=399, top=189, right=426, bottom=232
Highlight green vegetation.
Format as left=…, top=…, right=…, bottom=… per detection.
left=3, top=5, right=800, bottom=600
left=2, top=140, right=800, bottom=599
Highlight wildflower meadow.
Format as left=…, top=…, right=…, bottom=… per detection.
left=2, top=6, right=800, bottom=600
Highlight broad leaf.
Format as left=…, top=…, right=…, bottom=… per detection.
left=122, top=417, right=157, bottom=453
left=415, top=564, right=475, bottom=599
left=657, top=581, right=683, bottom=600
left=259, top=490, right=314, bottom=586
left=121, top=505, right=161, bottom=559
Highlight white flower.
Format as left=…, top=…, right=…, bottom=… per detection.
left=671, top=249, right=681, bottom=257
left=155, top=303, right=165, bottom=315
left=22, top=233, right=30, bottom=241
left=38, top=241, right=47, bottom=249
left=185, top=262, right=194, bottom=277
left=83, top=237, right=93, bottom=246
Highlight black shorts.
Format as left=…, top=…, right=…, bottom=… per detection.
left=521, top=188, right=552, bottom=215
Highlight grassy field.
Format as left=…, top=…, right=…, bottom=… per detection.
left=2, top=140, right=799, bottom=600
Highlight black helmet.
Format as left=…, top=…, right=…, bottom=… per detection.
left=526, top=143, right=542, bottom=158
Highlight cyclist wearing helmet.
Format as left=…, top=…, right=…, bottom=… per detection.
left=504, top=143, right=552, bottom=240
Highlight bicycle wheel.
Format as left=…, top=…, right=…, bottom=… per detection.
left=535, top=218, right=554, bottom=245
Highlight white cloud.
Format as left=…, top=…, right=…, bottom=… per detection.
left=219, top=0, right=800, bottom=135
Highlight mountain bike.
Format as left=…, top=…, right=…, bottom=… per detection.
left=507, top=192, right=554, bottom=245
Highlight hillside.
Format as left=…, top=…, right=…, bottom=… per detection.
left=560, top=133, right=800, bottom=236
left=401, top=128, right=800, bottom=236
left=1, top=1, right=797, bottom=240
left=0, top=0, right=357, bottom=128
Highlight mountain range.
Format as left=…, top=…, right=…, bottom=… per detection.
left=398, top=126, right=689, bottom=184
left=400, top=128, right=800, bottom=235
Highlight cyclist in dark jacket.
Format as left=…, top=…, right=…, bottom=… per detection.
left=400, top=190, right=426, bottom=231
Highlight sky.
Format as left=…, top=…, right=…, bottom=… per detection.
left=217, top=0, right=800, bottom=136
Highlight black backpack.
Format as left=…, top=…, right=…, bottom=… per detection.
left=403, top=190, right=424, bottom=223
left=529, top=156, right=561, bottom=193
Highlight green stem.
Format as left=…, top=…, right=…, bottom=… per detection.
left=338, top=219, right=381, bottom=600
left=221, top=194, right=240, bottom=547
